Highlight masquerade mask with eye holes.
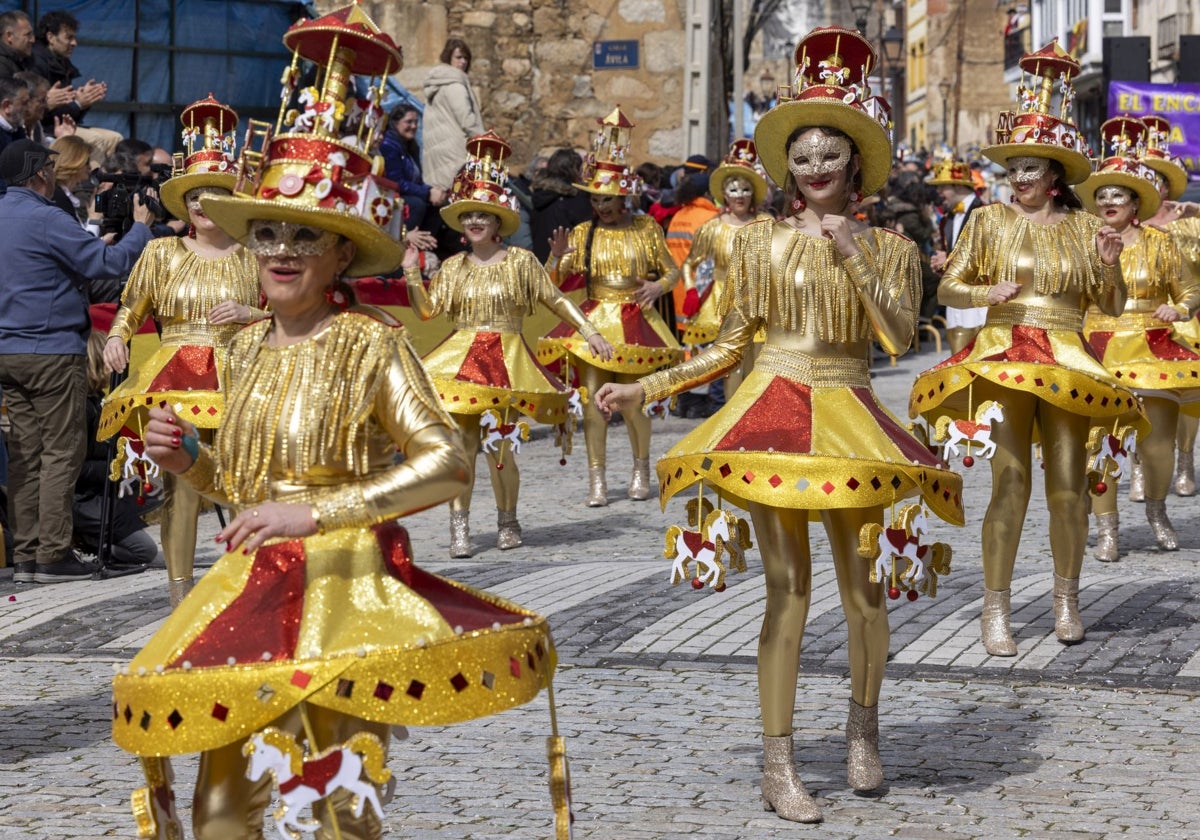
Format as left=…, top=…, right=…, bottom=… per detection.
left=1007, top=156, right=1050, bottom=186
left=723, top=177, right=754, bottom=201
left=246, top=220, right=339, bottom=258
left=1094, top=186, right=1134, bottom=208
left=185, top=187, right=226, bottom=214
left=787, top=132, right=852, bottom=180
left=460, top=211, right=499, bottom=228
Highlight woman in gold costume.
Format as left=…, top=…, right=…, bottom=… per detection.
left=678, top=138, right=773, bottom=396
left=100, top=95, right=262, bottom=607
left=112, top=11, right=562, bottom=840
left=403, top=131, right=612, bottom=557
left=597, top=28, right=963, bottom=824
left=539, top=106, right=683, bottom=507
left=1077, top=117, right=1200, bottom=561
left=909, top=42, right=1140, bottom=656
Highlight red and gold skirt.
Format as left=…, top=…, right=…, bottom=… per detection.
left=99, top=343, right=225, bottom=440
left=539, top=297, right=683, bottom=375
left=1084, top=316, right=1200, bottom=414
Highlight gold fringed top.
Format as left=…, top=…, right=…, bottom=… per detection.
left=181, top=308, right=469, bottom=532
left=642, top=222, right=921, bottom=401
left=107, top=237, right=263, bottom=345
left=407, top=247, right=598, bottom=337
left=681, top=212, right=773, bottom=290
left=1166, top=216, right=1200, bottom=279
left=1085, top=225, right=1199, bottom=326
left=550, top=214, right=679, bottom=293
left=940, top=204, right=1117, bottom=306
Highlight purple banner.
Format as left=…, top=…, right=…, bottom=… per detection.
left=1108, top=81, right=1200, bottom=180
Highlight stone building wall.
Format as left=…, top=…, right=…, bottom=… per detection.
left=317, top=0, right=689, bottom=170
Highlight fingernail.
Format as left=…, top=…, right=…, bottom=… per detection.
left=225, top=542, right=231, bottom=552
left=242, top=547, right=249, bottom=555
left=170, top=440, right=179, bottom=448
left=165, top=416, right=175, bottom=425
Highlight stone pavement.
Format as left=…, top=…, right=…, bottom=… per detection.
left=1, top=346, right=1198, bottom=838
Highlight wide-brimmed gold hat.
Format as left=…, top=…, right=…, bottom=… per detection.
left=576, top=107, right=642, bottom=196
left=925, top=156, right=974, bottom=188
left=754, top=26, right=893, bottom=197
left=709, top=139, right=768, bottom=207
left=159, top=94, right=238, bottom=220
left=1077, top=116, right=1161, bottom=221
left=201, top=4, right=405, bottom=277
left=983, top=39, right=1093, bottom=185
left=440, top=131, right=521, bottom=236
left=1141, top=115, right=1189, bottom=201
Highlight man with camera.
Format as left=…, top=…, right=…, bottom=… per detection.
left=0, top=139, right=153, bottom=584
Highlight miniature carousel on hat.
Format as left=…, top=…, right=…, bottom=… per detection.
left=440, top=130, right=522, bottom=236
left=201, top=3, right=406, bottom=277
left=1077, top=115, right=1162, bottom=222
left=159, top=94, right=239, bottom=220
left=709, top=138, right=769, bottom=207
left=983, top=38, right=1093, bottom=185
left=1141, top=114, right=1190, bottom=201
left=577, top=106, right=642, bottom=196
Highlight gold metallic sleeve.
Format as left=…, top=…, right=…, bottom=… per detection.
left=639, top=307, right=758, bottom=403
left=842, top=236, right=918, bottom=356
left=937, top=212, right=993, bottom=309
left=1091, top=261, right=1128, bottom=318
left=108, top=243, right=161, bottom=343
left=1167, top=238, right=1200, bottom=318
left=650, top=222, right=681, bottom=292
left=405, top=266, right=437, bottom=320
left=533, top=258, right=599, bottom=339
left=178, top=442, right=226, bottom=505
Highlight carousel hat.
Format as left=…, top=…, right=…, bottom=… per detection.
left=925, top=155, right=974, bottom=188
left=983, top=39, right=1093, bottom=185
left=709, top=139, right=769, bottom=207
left=440, top=130, right=521, bottom=237
left=159, top=94, right=239, bottom=220
left=1141, top=115, right=1189, bottom=200
left=1076, top=116, right=1161, bottom=221
left=577, top=106, right=642, bottom=196
left=201, top=4, right=406, bottom=277
left=754, top=26, right=893, bottom=196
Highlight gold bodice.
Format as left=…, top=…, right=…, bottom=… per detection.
left=1084, top=224, right=1199, bottom=329
left=552, top=214, right=679, bottom=294
left=108, top=237, right=262, bottom=346
left=682, top=212, right=774, bottom=289
left=1166, top=216, right=1200, bottom=281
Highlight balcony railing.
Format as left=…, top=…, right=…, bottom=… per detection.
left=1158, top=14, right=1179, bottom=61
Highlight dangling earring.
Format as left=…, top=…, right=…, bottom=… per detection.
left=492, top=233, right=502, bottom=243
left=1047, top=186, right=1060, bottom=198
left=1131, top=216, right=1141, bottom=227
left=849, top=190, right=862, bottom=203
left=1009, top=194, right=1017, bottom=203
left=791, top=196, right=806, bottom=212
left=460, top=235, right=468, bottom=246
left=187, top=224, right=196, bottom=238
left=325, top=279, right=350, bottom=311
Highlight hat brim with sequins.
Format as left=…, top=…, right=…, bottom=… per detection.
left=440, top=200, right=520, bottom=237
left=1077, top=160, right=1162, bottom=222
left=983, top=115, right=1093, bottom=186
left=710, top=163, right=768, bottom=208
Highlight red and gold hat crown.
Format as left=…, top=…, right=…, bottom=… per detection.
left=441, top=130, right=521, bottom=236
left=984, top=39, right=1093, bottom=184
left=925, top=156, right=974, bottom=188
left=159, top=94, right=240, bottom=219
left=754, top=26, right=893, bottom=196
left=1140, top=114, right=1189, bottom=200
left=577, top=106, right=641, bottom=196
left=710, top=139, right=768, bottom=207
left=1077, top=116, right=1161, bottom=221
left=201, top=4, right=406, bottom=277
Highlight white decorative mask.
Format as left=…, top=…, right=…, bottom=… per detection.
left=787, top=131, right=851, bottom=180
left=1007, top=156, right=1050, bottom=186
left=1094, top=185, right=1134, bottom=208
left=723, top=177, right=754, bottom=203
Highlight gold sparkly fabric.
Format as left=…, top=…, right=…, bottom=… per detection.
left=681, top=213, right=773, bottom=345
left=99, top=238, right=262, bottom=439
left=640, top=222, right=963, bottom=525
left=911, top=205, right=1147, bottom=431
left=113, top=308, right=556, bottom=756
left=411, top=247, right=593, bottom=423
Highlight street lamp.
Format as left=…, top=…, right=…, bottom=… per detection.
left=938, top=79, right=952, bottom=146
left=880, top=25, right=904, bottom=65
left=880, top=25, right=905, bottom=144
left=849, top=0, right=871, bottom=35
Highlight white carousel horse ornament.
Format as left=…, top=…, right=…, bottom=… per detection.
left=243, top=728, right=391, bottom=840
left=858, top=504, right=953, bottom=601
left=645, top=396, right=671, bottom=420
left=480, top=409, right=531, bottom=455
left=1088, top=425, right=1138, bottom=480
left=663, top=497, right=751, bottom=590
left=554, top=388, right=587, bottom=461
left=111, top=437, right=163, bottom=500
left=933, top=400, right=1005, bottom=460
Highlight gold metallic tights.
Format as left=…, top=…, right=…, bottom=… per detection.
left=1178, top=414, right=1197, bottom=456
left=1093, top=397, right=1178, bottom=514
left=976, top=382, right=1090, bottom=588
left=161, top=428, right=212, bottom=586
left=191, top=705, right=390, bottom=840
left=579, top=362, right=651, bottom=468
left=448, top=414, right=519, bottom=513
left=748, top=502, right=888, bottom=736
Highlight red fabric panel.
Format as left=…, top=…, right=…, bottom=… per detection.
left=1147, top=327, right=1200, bottom=361
left=146, top=346, right=219, bottom=392
left=1088, top=330, right=1113, bottom=359
left=619, top=302, right=666, bottom=347
left=852, top=387, right=945, bottom=466
left=455, top=332, right=511, bottom=387
left=715, top=377, right=812, bottom=453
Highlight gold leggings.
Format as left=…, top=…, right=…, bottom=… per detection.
left=1179, top=414, right=1198, bottom=455
left=578, top=361, right=652, bottom=468
left=748, top=502, right=888, bottom=735
left=1093, top=397, right=1178, bottom=513
left=190, top=705, right=390, bottom=840
left=448, top=413, right=520, bottom=513
left=975, top=382, right=1090, bottom=588
left=161, top=428, right=212, bottom=585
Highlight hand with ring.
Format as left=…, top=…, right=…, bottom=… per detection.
left=216, top=501, right=319, bottom=554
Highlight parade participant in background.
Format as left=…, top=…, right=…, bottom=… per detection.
left=909, top=41, right=1142, bottom=655
left=927, top=155, right=987, bottom=353
left=597, top=28, right=963, bottom=822
left=539, top=107, right=683, bottom=506
left=100, top=95, right=262, bottom=607
left=1077, top=116, right=1200, bottom=561
left=1141, top=114, right=1200, bottom=498
left=402, top=130, right=612, bottom=557
left=678, top=139, right=773, bottom=397
left=113, top=9, right=567, bottom=839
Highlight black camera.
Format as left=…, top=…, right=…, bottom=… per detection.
left=93, top=164, right=170, bottom=239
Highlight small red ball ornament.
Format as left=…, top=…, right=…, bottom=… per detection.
left=888, top=587, right=901, bottom=600
left=714, top=582, right=727, bottom=593
left=559, top=458, right=567, bottom=466
left=136, top=496, right=146, bottom=507
left=143, top=481, right=153, bottom=493
left=1094, top=481, right=1108, bottom=494
left=496, top=463, right=504, bottom=470
left=691, top=578, right=704, bottom=590
left=907, top=589, right=919, bottom=602
left=962, top=455, right=975, bottom=468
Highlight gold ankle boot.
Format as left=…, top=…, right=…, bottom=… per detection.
left=166, top=577, right=193, bottom=609
left=981, top=588, right=1017, bottom=656
left=760, top=734, right=822, bottom=823
left=1145, top=498, right=1179, bottom=550
left=449, top=510, right=472, bottom=558
left=496, top=508, right=523, bottom=550
left=846, top=700, right=883, bottom=791
left=1052, top=573, right=1084, bottom=644
left=587, top=466, right=608, bottom=507
left=1174, top=450, right=1195, bottom=497
left=1093, top=511, right=1119, bottom=562
left=628, top=457, right=652, bottom=501
left=1128, top=456, right=1145, bottom=502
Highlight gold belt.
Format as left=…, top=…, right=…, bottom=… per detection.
left=754, top=345, right=871, bottom=387
left=159, top=323, right=240, bottom=346
left=454, top=321, right=522, bottom=333
left=987, top=303, right=1083, bottom=332
left=1084, top=310, right=1173, bottom=333
left=589, top=285, right=639, bottom=303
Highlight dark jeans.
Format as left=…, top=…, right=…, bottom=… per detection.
left=73, top=493, right=158, bottom=567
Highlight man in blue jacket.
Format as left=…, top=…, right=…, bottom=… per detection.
left=0, top=139, right=154, bottom=584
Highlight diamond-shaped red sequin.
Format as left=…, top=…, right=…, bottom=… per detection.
left=846, top=478, right=860, bottom=491
left=406, top=680, right=424, bottom=700
left=374, top=681, right=394, bottom=701
left=768, top=474, right=782, bottom=488
left=450, top=673, right=469, bottom=692
left=719, top=463, right=732, bottom=478
left=510, top=656, right=522, bottom=678
left=290, top=670, right=312, bottom=689
left=211, top=703, right=229, bottom=722
left=742, top=471, right=755, bottom=484
left=821, top=481, right=836, bottom=494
